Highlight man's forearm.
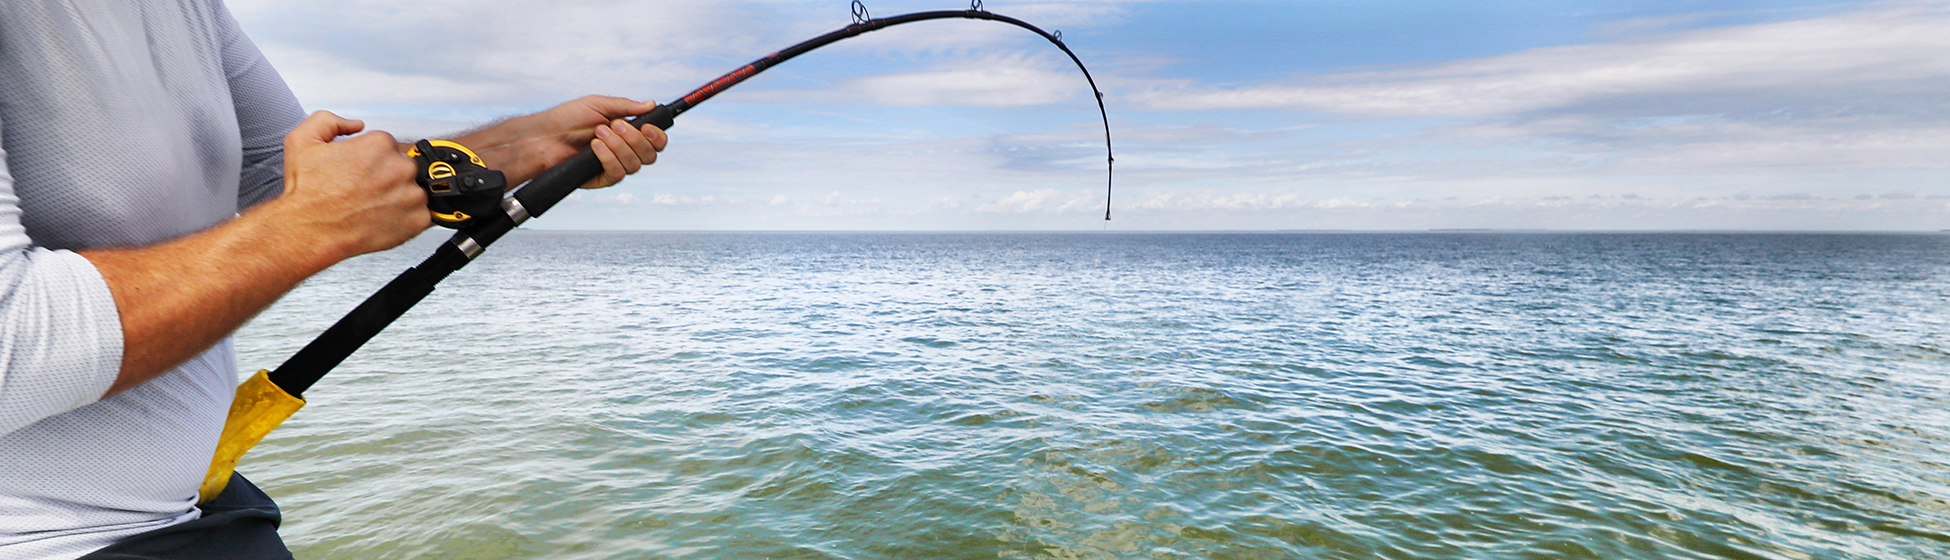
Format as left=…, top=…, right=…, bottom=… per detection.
left=83, top=111, right=428, bottom=398
left=82, top=196, right=352, bottom=397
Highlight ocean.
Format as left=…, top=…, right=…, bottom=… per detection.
left=231, top=232, right=1950, bottom=559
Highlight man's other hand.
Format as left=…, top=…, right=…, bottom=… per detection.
left=452, top=95, right=670, bottom=189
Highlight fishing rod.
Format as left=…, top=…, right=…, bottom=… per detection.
left=198, top=0, right=1115, bottom=502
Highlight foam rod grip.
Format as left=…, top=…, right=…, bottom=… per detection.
left=513, top=105, right=677, bottom=218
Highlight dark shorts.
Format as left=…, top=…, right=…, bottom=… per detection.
left=78, top=473, right=292, bottom=560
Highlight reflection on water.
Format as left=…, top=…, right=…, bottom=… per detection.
left=235, top=232, right=1950, bottom=559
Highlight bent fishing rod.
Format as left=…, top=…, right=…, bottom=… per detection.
left=198, top=1, right=1115, bottom=502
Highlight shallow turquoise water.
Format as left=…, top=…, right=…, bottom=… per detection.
left=234, top=232, right=1950, bottom=559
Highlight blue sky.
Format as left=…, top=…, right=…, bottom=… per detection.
left=229, top=0, right=1950, bottom=231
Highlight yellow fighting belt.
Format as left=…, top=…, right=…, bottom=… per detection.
left=198, top=370, right=305, bottom=504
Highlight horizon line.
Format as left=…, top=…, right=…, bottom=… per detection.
left=497, top=228, right=1950, bottom=235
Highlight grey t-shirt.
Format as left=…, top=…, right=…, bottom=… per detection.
left=0, top=1, right=305, bottom=558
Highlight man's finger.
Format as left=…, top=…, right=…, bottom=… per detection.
left=347, top=130, right=399, bottom=150
left=596, top=122, right=643, bottom=175
left=607, top=121, right=656, bottom=170
left=639, top=124, right=668, bottom=153
left=588, top=137, right=625, bottom=188
left=579, top=95, right=657, bottom=119
left=286, top=111, right=364, bottom=148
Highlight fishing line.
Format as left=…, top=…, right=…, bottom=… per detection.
left=655, top=0, right=1116, bottom=218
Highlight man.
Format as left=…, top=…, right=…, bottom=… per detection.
left=0, top=1, right=668, bottom=558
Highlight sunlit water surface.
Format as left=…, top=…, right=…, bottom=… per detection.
left=233, top=232, right=1950, bottom=559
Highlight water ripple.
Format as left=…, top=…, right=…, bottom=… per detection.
left=234, top=232, right=1950, bottom=559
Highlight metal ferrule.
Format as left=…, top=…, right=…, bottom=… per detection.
left=452, top=235, right=484, bottom=259
left=503, top=197, right=531, bottom=224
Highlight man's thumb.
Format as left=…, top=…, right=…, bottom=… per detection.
left=287, top=110, right=365, bottom=148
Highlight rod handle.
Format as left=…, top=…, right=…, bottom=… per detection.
left=511, top=104, right=677, bottom=219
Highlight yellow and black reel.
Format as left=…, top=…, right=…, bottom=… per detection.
left=407, top=140, right=506, bottom=228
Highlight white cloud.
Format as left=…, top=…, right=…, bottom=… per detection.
left=235, top=0, right=1138, bottom=112
left=979, top=189, right=1056, bottom=212
left=1129, top=191, right=1387, bottom=211
left=976, top=189, right=1100, bottom=213
left=750, top=54, right=1093, bottom=107
left=1096, top=2, right=1950, bottom=185
left=231, top=0, right=1950, bottom=230
left=1406, top=113, right=1950, bottom=176
left=650, top=193, right=715, bottom=206
left=1156, top=3, right=1950, bottom=119
left=257, top=46, right=522, bottom=108
left=1100, top=189, right=1950, bottom=231
left=811, top=0, right=1139, bottom=55
left=233, top=0, right=768, bottom=110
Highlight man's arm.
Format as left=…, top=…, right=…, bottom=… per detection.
left=442, top=95, right=669, bottom=189
left=85, top=112, right=425, bottom=398
left=86, top=100, right=669, bottom=399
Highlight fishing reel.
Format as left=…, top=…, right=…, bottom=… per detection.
left=408, top=139, right=506, bottom=228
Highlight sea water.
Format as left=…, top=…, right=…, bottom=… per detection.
left=232, top=232, right=1950, bottom=559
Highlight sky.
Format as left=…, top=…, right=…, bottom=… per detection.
left=227, top=0, right=1950, bottom=231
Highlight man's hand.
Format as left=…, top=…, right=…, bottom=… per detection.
left=85, top=110, right=431, bottom=397
left=275, top=111, right=427, bottom=260
left=451, top=95, right=669, bottom=189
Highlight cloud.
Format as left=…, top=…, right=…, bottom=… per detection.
left=976, top=189, right=1101, bottom=213
left=1132, top=190, right=1315, bottom=211
left=745, top=54, right=1094, bottom=108
left=1103, top=189, right=1950, bottom=231
left=979, top=189, right=1057, bottom=212
left=1155, top=3, right=1950, bottom=119
left=233, top=0, right=1141, bottom=113
left=649, top=193, right=715, bottom=206
left=1104, top=3, right=1950, bottom=181
left=1418, top=109, right=1950, bottom=175
left=255, top=46, right=523, bottom=108
left=230, top=0, right=1950, bottom=231
left=231, top=0, right=780, bottom=110
left=814, top=1, right=1140, bottom=56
